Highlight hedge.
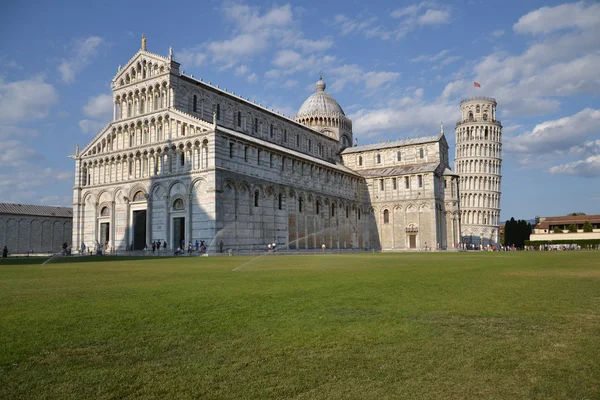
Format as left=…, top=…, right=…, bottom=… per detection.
left=525, top=239, right=600, bottom=246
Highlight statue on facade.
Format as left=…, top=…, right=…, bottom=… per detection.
left=141, top=34, right=146, bottom=50
left=169, top=46, right=173, bottom=60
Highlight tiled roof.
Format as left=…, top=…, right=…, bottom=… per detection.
left=536, top=214, right=600, bottom=229
left=357, top=163, right=439, bottom=178
left=0, top=203, right=73, bottom=218
left=342, top=133, right=443, bottom=154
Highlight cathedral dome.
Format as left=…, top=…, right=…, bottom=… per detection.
left=297, top=77, right=345, bottom=117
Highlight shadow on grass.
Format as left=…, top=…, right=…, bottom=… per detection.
left=0, top=257, right=50, bottom=265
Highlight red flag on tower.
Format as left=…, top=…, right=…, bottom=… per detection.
left=474, top=81, right=481, bottom=88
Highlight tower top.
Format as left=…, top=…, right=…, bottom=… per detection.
left=141, top=34, right=146, bottom=50
left=460, top=96, right=497, bottom=106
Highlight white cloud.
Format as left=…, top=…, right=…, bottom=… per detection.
left=273, top=50, right=302, bottom=69
left=0, top=140, right=38, bottom=167
left=0, top=76, right=58, bottom=124
left=181, top=4, right=296, bottom=69
left=418, top=9, right=451, bottom=25
left=246, top=73, right=258, bottom=83
left=264, top=69, right=281, bottom=79
left=333, top=15, right=392, bottom=40
left=350, top=94, right=455, bottom=138
left=58, top=36, right=104, bottom=83
left=506, top=108, right=600, bottom=154
left=206, top=33, right=269, bottom=67
left=549, top=155, right=600, bottom=178
left=411, top=49, right=450, bottom=63
left=392, top=2, right=452, bottom=38
left=177, top=49, right=206, bottom=67
left=295, top=38, right=334, bottom=53
left=82, top=93, right=113, bottom=120
left=222, top=3, right=292, bottom=33
left=271, top=50, right=336, bottom=76
left=79, top=119, right=107, bottom=135
left=0, top=167, right=73, bottom=193
left=441, top=21, right=600, bottom=118
left=491, top=29, right=504, bottom=38
left=283, top=80, right=298, bottom=88
left=364, top=71, right=400, bottom=89
left=513, top=1, right=600, bottom=35
left=235, top=65, right=249, bottom=77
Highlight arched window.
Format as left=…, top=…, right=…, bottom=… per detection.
left=133, top=191, right=146, bottom=202
left=476, top=105, right=480, bottom=113
left=468, top=112, right=473, bottom=121
left=298, top=197, right=303, bottom=213
left=278, top=194, right=283, bottom=210
left=331, top=203, right=335, bottom=217
left=397, top=151, right=401, bottom=161
left=358, top=156, right=363, bottom=166
left=383, top=209, right=389, bottom=224
left=316, top=201, right=320, bottom=215
left=100, top=206, right=110, bottom=217
left=254, top=191, right=259, bottom=207
left=173, top=198, right=185, bottom=210
left=376, top=153, right=381, bottom=164
left=216, top=104, right=221, bottom=120
left=419, top=148, right=424, bottom=159
left=483, top=113, right=488, bottom=121
left=193, top=95, right=197, bottom=112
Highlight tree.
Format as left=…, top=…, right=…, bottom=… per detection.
left=568, top=212, right=586, bottom=216
left=553, top=226, right=563, bottom=233
left=504, top=218, right=531, bottom=248
left=583, top=221, right=593, bottom=232
left=568, top=224, right=578, bottom=233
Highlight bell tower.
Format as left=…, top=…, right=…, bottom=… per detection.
left=454, top=97, right=503, bottom=247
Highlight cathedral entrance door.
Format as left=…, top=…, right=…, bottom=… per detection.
left=409, top=235, right=417, bottom=249
left=100, top=222, right=110, bottom=250
left=132, top=210, right=147, bottom=250
left=173, top=217, right=185, bottom=250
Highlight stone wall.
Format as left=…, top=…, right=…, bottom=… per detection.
left=0, top=215, right=72, bottom=254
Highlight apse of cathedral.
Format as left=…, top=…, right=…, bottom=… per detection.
left=72, top=38, right=481, bottom=253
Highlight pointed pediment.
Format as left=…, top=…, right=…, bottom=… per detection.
left=112, top=49, right=177, bottom=87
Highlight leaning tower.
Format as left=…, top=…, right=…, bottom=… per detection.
left=454, top=97, right=502, bottom=247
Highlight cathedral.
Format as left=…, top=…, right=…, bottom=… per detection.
left=72, top=39, right=479, bottom=253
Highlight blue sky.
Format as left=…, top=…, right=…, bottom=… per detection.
left=1, top=0, right=598, bottom=221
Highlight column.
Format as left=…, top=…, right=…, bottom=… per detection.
left=164, top=196, right=170, bottom=248
left=146, top=198, right=152, bottom=249
left=93, top=202, right=99, bottom=249
left=187, top=193, right=193, bottom=245
left=125, top=199, right=130, bottom=250
left=110, top=201, right=116, bottom=251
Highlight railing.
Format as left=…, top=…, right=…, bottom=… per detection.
left=460, top=96, right=497, bottom=104
left=456, top=119, right=501, bottom=126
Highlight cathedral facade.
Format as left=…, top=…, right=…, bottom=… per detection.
left=72, top=41, right=461, bottom=253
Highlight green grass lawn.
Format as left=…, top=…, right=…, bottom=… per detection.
left=1, top=252, right=599, bottom=399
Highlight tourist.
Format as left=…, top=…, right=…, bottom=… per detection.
left=195, top=240, right=199, bottom=251
left=163, top=241, right=167, bottom=250
left=152, top=242, right=156, bottom=253
left=272, top=242, right=277, bottom=252
left=322, top=243, right=326, bottom=252
left=3, top=246, right=8, bottom=258
left=188, top=241, right=192, bottom=254
left=268, top=243, right=272, bottom=252
left=219, top=240, right=224, bottom=253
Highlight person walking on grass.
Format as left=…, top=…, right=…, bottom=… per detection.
left=2, top=246, right=7, bottom=258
